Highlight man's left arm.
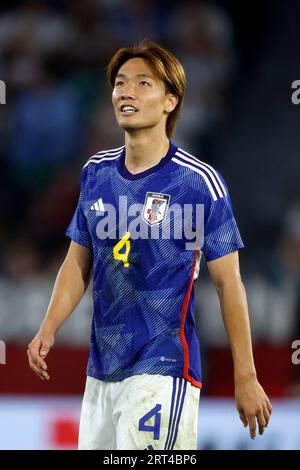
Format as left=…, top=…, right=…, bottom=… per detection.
left=207, top=250, right=272, bottom=439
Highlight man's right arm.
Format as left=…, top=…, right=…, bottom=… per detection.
left=27, top=241, right=92, bottom=380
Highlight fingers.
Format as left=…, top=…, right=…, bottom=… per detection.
left=261, top=397, right=272, bottom=429
left=257, top=411, right=266, bottom=435
left=238, top=409, right=248, bottom=428
left=27, top=356, right=49, bottom=380
left=263, top=407, right=270, bottom=428
left=247, top=415, right=257, bottom=440
left=27, top=341, right=50, bottom=381
left=27, top=351, right=49, bottom=380
left=40, top=345, right=51, bottom=359
left=236, top=384, right=272, bottom=440
left=244, top=399, right=272, bottom=439
left=28, top=359, right=49, bottom=381
left=266, top=399, right=272, bottom=415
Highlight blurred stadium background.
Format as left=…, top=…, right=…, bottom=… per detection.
left=0, top=0, right=300, bottom=449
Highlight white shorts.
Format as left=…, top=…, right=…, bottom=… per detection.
left=78, top=374, right=200, bottom=450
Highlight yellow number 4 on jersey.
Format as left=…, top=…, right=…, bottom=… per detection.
left=113, top=231, right=131, bottom=268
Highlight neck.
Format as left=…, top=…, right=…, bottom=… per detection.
left=124, top=129, right=170, bottom=174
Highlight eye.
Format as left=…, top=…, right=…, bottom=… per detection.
left=140, top=80, right=150, bottom=86
left=115, top=80, right=124, bottom=87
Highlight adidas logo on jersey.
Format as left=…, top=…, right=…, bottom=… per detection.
left=91, top=198, right=105, bottom=212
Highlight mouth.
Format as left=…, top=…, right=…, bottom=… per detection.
left=120, top=105, right=138, bottom=115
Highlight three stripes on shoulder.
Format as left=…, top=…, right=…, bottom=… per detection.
left=172, top=149, right=227, bottom=201
left=83, top=146, right=125, bottom=168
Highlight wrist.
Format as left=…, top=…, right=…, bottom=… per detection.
left=234, top=369, right=257, bottom=385
left=39, top=322, right=56, bottom=337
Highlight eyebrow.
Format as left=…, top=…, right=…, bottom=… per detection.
left=115, top=73, right=154, bottom=80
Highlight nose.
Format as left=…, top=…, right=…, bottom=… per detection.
left=120, top=82, right=136, bottom=100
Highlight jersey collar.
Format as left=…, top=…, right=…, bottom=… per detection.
left=117, top=141, right=177, bottom=180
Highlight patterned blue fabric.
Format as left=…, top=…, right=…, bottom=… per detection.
left=66, top=141, right=244, bottom=385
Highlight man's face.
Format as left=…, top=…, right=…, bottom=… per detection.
left=112, top=57, right=175, bottom=134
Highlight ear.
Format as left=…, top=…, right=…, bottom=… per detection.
left=165, top=94, right=179, bottom=113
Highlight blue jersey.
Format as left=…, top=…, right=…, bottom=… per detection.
left=66, top=141, right=244, bottom=387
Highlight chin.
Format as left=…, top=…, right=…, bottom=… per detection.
left=119, top=121, right=143, bottom=132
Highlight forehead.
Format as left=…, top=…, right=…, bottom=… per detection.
left=117, top=57, right=157, bottom=79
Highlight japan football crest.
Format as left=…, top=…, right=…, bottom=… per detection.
left=142, top=192, right=170, bottom=226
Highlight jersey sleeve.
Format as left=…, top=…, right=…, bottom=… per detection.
left=201, top=179, right=244, bottom=262
left=66, top=168, right=92, bottom=249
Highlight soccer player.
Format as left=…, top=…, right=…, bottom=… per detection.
left=27, top=40, right=272, bottom=450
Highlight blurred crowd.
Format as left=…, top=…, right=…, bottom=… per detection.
left=0, top=1, right=299, bottom=395
left=0, top=0, right=234, bottom=270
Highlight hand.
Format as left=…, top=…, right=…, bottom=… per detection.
left=27, top=330, right=55, bottom=381
left=235, top=376, right=272, bottom=439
